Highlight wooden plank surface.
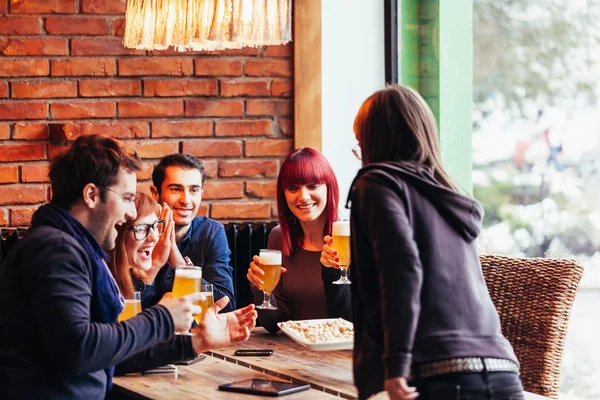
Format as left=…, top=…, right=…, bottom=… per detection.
left=112, top=354, right=336, bottom=400
left=210, top=327, right=357, bottom=399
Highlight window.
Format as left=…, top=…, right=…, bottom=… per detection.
left=474, top=1, right=600, bottom=397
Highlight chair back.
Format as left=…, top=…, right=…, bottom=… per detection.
left=480, top=254, right=583, bottom=399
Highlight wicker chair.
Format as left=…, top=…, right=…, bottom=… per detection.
left=480, top=254, right=584, bottom=399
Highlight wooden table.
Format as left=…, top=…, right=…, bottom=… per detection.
left=114, top=327, right=550, bottom=400
left=112, top=354, right=336, bottom=399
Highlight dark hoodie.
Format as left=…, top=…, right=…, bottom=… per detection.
left=347, top=162, right=517, bottom=400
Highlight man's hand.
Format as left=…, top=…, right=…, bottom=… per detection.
left=384, top=377, right=418, bottom=400
left=159, top=292, right=204, bottom=334
left=191, top=297, right=257, bottom=353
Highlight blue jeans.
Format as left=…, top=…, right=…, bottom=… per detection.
left=409, top=371, right=524, bottom=400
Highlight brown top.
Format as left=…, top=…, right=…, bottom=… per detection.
left=252, top=226, right=331, bottom=333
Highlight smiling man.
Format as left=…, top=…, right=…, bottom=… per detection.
left=147, top=154, right=235, bottom=312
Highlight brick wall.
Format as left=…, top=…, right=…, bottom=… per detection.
left=0, top=0, right=293, bottom=227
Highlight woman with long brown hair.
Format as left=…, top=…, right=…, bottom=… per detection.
left=322, top=84, right=523, bottom=400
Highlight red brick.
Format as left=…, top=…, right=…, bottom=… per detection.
left=119, top=59, right=192, bottom=76
left=81, top=0, right=126, bottom=14
left=0, top=124, right=9, bottom=140
left=0, top=81, right=7, bottom=98
left=10, top=207, right=37, bottom=226
left=211, top=202, right=271, bottom=219
left=0, top=185, right=47, bottom=205
left=0, top=17, right=41, bottom=34
left=218, top=160, right=278, bottom=178
left=271, top=79, right=292, bottom=97
left=118, top=100, right=183, bottom=118
left=202, top=181, right=244, bottom=200
left=182, top=139, right=242, bottom=157
left=278, top=118, right=293, bottom=136
left=135, top=141, right=179, bottom=159
left=45, top=17, right=109, bottom=35
left=246, top=180, right=277, bottom=198
left=0, top=38, right=68, bottom=56
left=50, top=101, right=115, bottom=119
left=245, top=139, right=293, bottom=157
left=71, top=38, right=144, bottom=56
left=21, top=165, right=49, bottom=183
left=13, top=123, right=49, bottom=140
left=0, top=166, right=18, bottom=183
left=136, top=163, right=154, bottom=181
left=215, top=120, right=274, bottom=137
left=144, top=79, right=217, bottom=97
left=12, top=81, right=77, bottom=99
left=263, top=44, right=292, bottom=57
left=48, top=143, right=68, bottom=160
left=194, top=59, right=243, bottom=77
left=221, top=79, right=269, bottom=97
left=51, top=58, right=116, bottom=76
left=198, top=204, right=209, bottom=217
left=203, top=160, right=217, bottom=178
left=185, top=100, right=243, bottom=117
left=62, top=122, right=149, bottom=140
left=113, top=18, right=125, bottom=36
left=151, top=121, right=213, bottom=138
left=0, top=102, right=46, bottom=120
left=136, top=181, right=152, bottom=197
left=246, top=99, right=292, bottom=116
left=10, top=0, right=77, bottom=13
left=79, top=79, right=141, bottom=97
left=0, top=59, right=48, bottom=77
left=0, top=1, right=6, bottom=13
left=208, top=47, right=261, bottom=57
left=244, top=60, right=292, bottom=77
left=0, top=209, right=7, bottom=226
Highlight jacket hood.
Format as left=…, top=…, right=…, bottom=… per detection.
left=348, top=161, right=483, bottom=242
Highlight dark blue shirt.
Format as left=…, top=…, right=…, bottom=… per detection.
left=135, top=217, right=235, bottom=312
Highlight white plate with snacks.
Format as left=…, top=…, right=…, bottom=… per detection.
left=277, top=318, right=353, bottom=351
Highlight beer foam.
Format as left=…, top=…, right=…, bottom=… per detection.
left=175, top=267, right=202, bottom=280
left=332, top=221, right=350, bottom=236
left=259, top=250, right=282, bottom=265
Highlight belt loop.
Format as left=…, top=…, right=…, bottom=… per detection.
left=481, top=357, right=492, bottom=399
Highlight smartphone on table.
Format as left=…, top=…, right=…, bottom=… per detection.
left=218, top=379, right=310, bottom=397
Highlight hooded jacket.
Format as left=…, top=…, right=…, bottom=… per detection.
left=347, top=162, right=517, bottom=399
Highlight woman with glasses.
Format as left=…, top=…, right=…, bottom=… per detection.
left=108, top=193, right=257, bottom=375
left=331, top=84, right=522, bottom=400
left=246, top=147, right=351, bottom=333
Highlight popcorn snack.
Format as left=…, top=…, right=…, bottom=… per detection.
left=279, top=318, right=353, bottom=343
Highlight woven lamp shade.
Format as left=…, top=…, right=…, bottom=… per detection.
left=123, top=0, right=292, bottom=51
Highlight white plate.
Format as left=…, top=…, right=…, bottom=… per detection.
left=277, top=318, right=354, bottom=351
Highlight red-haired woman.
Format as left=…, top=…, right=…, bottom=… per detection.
left=246, top=147, right=351, bottom=333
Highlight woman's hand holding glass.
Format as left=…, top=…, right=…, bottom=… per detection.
left=246, top=255, right=287, bottom=290
left=320, top=235, right=340, bottom=268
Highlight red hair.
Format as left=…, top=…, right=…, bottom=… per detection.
left=277, top=148, right=340, bottom=256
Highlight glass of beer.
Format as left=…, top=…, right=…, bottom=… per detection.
left=195, top=283, right=214, bottom=323
left=171, top=265, right=202, bottom=334
left=256, top=249, right=282, bottom=310
left=118, top=291, right=141, bottom=322
left=331, top=221, right=351, bottom=284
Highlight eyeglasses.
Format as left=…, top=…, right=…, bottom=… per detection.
left=352, top=144, right=362, bottom=161
left=130, top=219, right=166, bottom=241
left=98, top=186, right=136, bottom=205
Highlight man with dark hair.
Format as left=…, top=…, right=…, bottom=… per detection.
left=146, top=153, right=236, bottom=312
left=0, top=135, right=254, bottom=399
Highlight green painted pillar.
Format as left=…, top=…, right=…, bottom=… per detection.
left=400, top=0, right=473, bottom=194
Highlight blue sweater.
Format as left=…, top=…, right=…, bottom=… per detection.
left=0, top=225, right=178, bottom=399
